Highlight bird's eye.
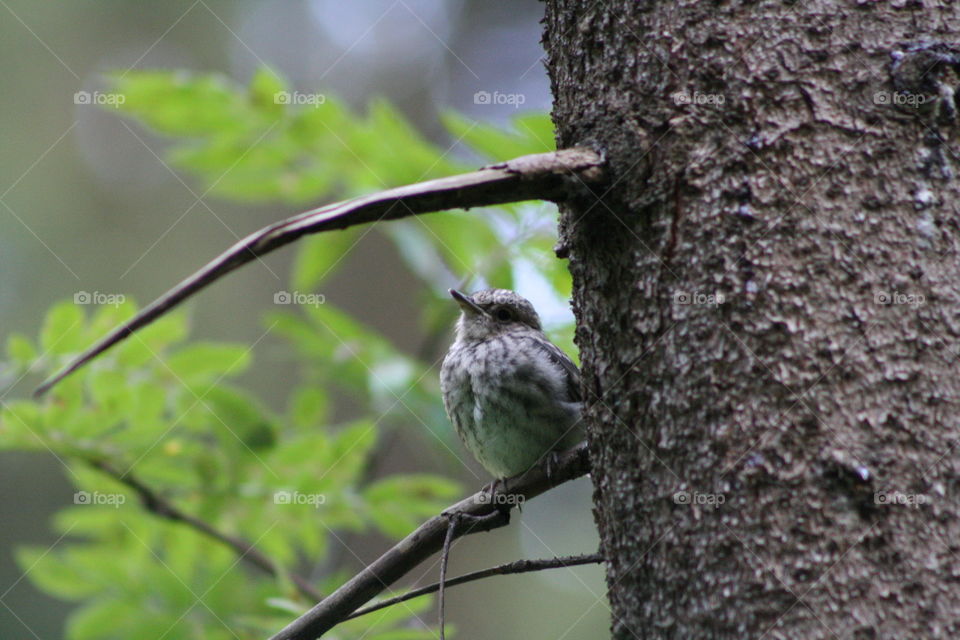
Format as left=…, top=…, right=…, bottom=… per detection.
left=494, top=308, right=512, bottom=322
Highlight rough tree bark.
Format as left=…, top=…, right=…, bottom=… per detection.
left=545, top=1, right=960, bottom=638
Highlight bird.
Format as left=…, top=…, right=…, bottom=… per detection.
left=440, top=288, right=584, bottom=479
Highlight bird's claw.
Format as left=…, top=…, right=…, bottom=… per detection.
left=441, top=505, right=508, bottom=531
left=483, top=478, right=504, bottom=502
left=543, top=450, right=562, bottom=481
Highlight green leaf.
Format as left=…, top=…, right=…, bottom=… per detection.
left=6, top=333, right=36, bottom=366
left=15, top=547, right=100, bottom=600
left=385, top=223, right=448, bottom=285
left=327, top=420, right=378, bottom=483
left=0, top=400, right=44, bottom=449
left=249, top=66, right=286, bottom=113
left=442, top=111, right=555, bottom=161
left=291, top=229, right=360, bottom=292
left=165, top=342, right=252, bottom=381
left=201, top=385, right=276, bottom=450
left=265, top=310, right=328, bottom=359
left=420, top=210, right=505, bottom=279
left=68, top=599, right=138, bottom=640
left=88, top=369, right=127, bottom=409
left=134, top=311, right=189, bottom=350
left=289, top=385, right=329, bottom=429
left=513, top=113, right=558, bottom=151
left=40, top=301, right=85, bottom=354
left=269, top=430, right=330, bottom=471
left=111, top=70, right=259, bottom=136
left=352, top=99, right=460, bottom=186
left=119, top=381, right=166, bottom=439
left=363, top=474, right=461, bottom=538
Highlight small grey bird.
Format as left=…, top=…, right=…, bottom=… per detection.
left=440, top=288, right=584, bottom=478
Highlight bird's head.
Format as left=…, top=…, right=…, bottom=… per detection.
left=449, top=288, right=542, bottom=342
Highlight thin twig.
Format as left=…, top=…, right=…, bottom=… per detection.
left=34, top=149, right=604, bottom=397
left=438, top=514, right=459, bottom=640
left=268, top=442, right=591, bottom=640
left=87, top=459, right=322, bottom=601
left=346, top=552, right=604, bottom=621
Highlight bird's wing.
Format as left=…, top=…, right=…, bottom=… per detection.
left=532, top=339, right=582, bottom=403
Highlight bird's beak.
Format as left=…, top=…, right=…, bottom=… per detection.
left=449, top=289, right=487, bottom=317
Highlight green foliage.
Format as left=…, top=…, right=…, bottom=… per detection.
left=1, top=66, right=576, bottom=639
left=441, top=110, right=555, bottom=161
left=109, top=68, right=467, bottom=203
left=4, top=303, right=453, bottom=639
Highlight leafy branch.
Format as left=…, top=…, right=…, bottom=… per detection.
left=87, top=458, right=322, bottom=602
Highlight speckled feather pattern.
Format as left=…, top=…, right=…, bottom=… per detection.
left=440, top=289, right=584, bottom=478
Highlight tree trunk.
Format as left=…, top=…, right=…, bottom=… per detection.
left=544, top=1, right=960, bottom=638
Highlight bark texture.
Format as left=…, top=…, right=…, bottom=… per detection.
left=544, top=1, right=960, bottom=638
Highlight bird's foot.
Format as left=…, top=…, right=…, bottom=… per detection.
left=440, top=481, right=512, bottom=528
left=483, top=478, right=504, bottom=503
left=543, top=450, right=563, bottom=481
left=478, top=477, right=518, bottom=517
left=440, top=504, right=509, bottom=530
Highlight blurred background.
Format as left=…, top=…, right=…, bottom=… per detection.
left=0, top=1, right=605, bottom=638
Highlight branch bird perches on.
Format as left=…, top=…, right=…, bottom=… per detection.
left=270, top=442, right=591, bottom=640
left=34, top=148, right=604, bottom=396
